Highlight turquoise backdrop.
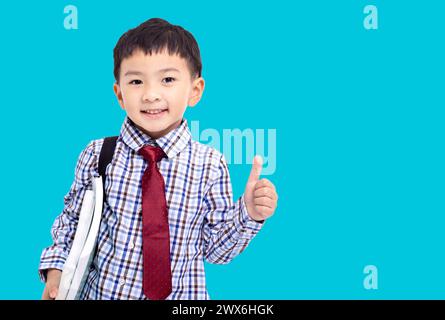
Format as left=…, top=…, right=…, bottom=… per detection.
left=0, top=0, right=444, bottom=299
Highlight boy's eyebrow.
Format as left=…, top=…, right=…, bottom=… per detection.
left=124, top=68, right=181, bottom=77
left=158, top=67, right=181, bottom=73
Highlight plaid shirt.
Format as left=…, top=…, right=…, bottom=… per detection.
left=39, top=116, right=264, bottom=300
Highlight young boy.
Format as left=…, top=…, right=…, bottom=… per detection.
left=39, top=18, right=278, bottom=300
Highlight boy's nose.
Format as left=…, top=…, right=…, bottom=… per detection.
left=142, top=89, right=162, bottom=102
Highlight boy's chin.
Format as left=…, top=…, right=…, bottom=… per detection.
left=135, top=119, right=179, bottom=139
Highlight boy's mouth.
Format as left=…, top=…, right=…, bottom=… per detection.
left=140, top=108, right=168, bottom=119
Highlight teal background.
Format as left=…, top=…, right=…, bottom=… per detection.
left=0, top=0, right=444, bottom=299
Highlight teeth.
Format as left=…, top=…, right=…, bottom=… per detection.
left=143, top=109, right=166, bottom=114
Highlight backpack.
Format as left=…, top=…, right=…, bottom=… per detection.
left=98, top=136, right=119, bottom=200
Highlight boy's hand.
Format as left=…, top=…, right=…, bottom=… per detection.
left=244, top=156, right=278, bottom=221
left=41, top=268, right=62, bottom=300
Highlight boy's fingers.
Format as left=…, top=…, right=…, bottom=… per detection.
left=254, top=187, right=278, bottom=201
left=255, top=179, right=275, bottom=191
left=253, top=196, right=276, bottom=209
left=49, top=287, right=58, bottom=299
left=247, top=156, right=263, bottom=184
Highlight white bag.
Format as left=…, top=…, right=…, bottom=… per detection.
left=56, top=176, right=103, bottom=300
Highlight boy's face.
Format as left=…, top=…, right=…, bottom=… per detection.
left=113, top=48, right=204, bottom=139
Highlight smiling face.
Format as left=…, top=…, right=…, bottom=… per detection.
left=113, top=48, right=205, bottom=139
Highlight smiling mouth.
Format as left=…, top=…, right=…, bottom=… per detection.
left=140, top=108, right=168, bottom=119
left=141, top=108, right=168, bottom=115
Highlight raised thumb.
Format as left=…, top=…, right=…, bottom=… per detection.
left=247, top=155, right=263, bottom=184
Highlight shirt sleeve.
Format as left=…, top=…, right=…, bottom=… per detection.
left=38, top=140, right=100, bottom=282
left=202, top=153, right=265, bottom=264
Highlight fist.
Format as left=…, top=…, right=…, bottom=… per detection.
left=41, top=268, right=62, bottom=300
left=244, top=156, right=278, bottom=221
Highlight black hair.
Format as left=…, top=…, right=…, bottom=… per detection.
left=113, top=18, right=202, bottom=84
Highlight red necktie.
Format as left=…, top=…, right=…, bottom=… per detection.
left=138, top=145, right=172, bottom=300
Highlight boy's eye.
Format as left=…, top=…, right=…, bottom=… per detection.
left=162, top=77, right=176, bottom=84
left=129, top=79, right=142, bottom=85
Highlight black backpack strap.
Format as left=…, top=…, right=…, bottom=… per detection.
left=98, top=136, right=118, bottom=197
left=89, top=136, right=117, bottom=266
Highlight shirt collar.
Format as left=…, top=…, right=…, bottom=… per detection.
left=119, top=116, right=191, bottom=159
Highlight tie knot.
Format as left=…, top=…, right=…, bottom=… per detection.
left=138, top=145, right=166, bottom=164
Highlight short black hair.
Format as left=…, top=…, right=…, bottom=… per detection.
left=113, top=18, right=202, bottom=84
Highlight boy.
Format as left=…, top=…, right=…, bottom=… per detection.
left=39, top=18, right=278, bottom=300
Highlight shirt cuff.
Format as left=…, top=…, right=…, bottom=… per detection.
left=38, top=262, right=65, bottom=283
left=38, top=249, right=67, bottom=282
left=233, top=195, right=265, bottom=240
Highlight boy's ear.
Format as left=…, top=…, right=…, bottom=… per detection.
left=113, top=82, right=125, bottom=110
left=188, top=77, right=205, bottom=107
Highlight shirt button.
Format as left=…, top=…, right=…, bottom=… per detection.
left=119, top=279, right=126, bottom=286
left=129, top=242, right=135, bottom=250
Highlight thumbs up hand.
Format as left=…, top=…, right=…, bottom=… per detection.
left=243, top=155, right=278, bottom=222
